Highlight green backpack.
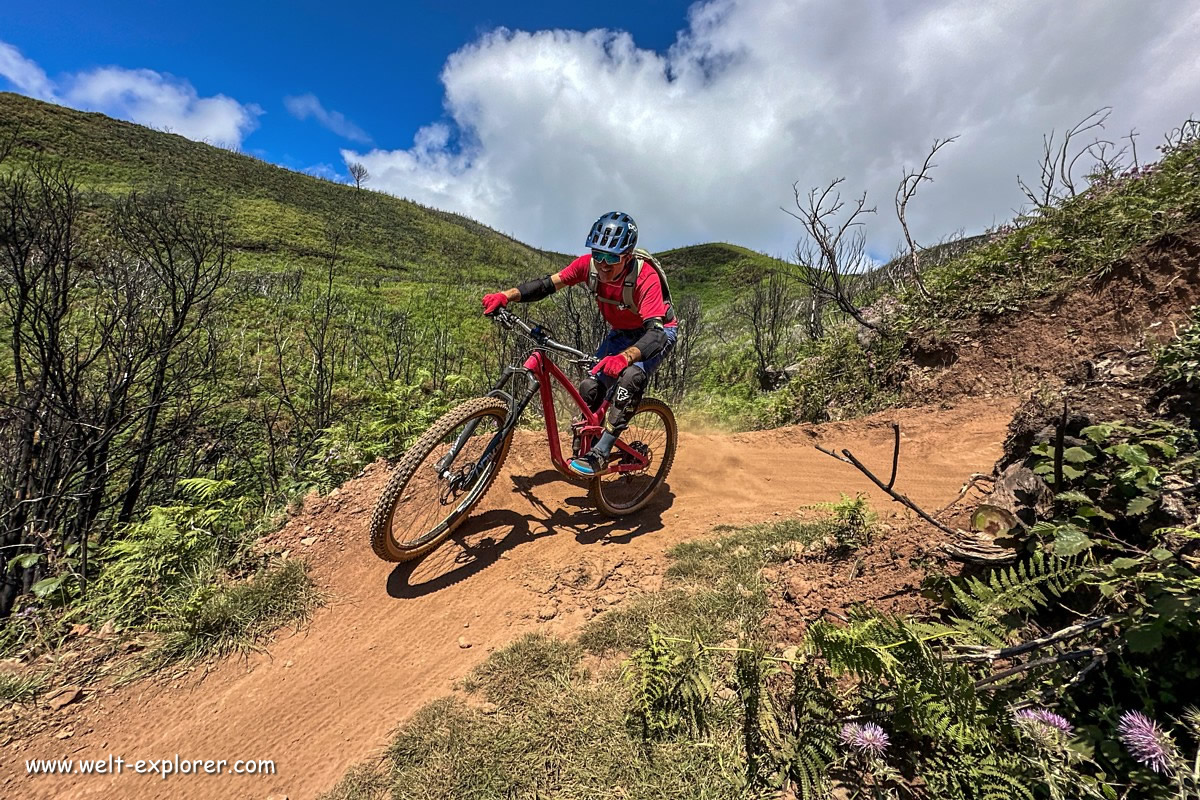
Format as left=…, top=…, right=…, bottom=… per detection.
left=586, top=248, right=676, bottom=324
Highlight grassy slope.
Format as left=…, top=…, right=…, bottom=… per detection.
left=0, top=93, right=768, bottom=304
left=0, top=92, right=562, bottom=287
left=657, top=242, right=790, bottom=307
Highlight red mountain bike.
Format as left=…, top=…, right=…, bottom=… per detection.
left=369, top=307, right=678, bottom=562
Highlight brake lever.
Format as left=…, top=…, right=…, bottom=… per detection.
left=487, top=307, right=514, bottom=328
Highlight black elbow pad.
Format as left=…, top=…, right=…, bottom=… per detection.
left=516, top=274, right=556, bottom=302
left=632, top=326, right=669, bottom=362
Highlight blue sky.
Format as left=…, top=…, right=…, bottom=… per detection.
left=3, top=2, right=1198, bottom=255
left=3, top=1, right=695, bottom=178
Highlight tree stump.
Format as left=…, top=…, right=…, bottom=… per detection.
left=971, top=462, right=1054, bottom=539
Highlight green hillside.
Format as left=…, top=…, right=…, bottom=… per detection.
left=0, top=92, right=566, bottom=286
left=0, top=93, right=767, bottom=645
left=657, top=242, right=789, bottom=306
left=0, top=93, right=771, bottom=299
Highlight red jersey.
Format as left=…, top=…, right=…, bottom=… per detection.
left=559, top=254, right=678, bottom=331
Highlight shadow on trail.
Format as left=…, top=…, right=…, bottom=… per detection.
left=385, top=509, right=543, bottom=599
left=386, top=469, right=673, bottom=599
left=510, top=469, right=671, bottom=545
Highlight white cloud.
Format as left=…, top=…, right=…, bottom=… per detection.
left=346, top=0, right=1200, bottom=257
left=284, top=92, right=371, bottom=143
left=0, top=40, right=262, bottom=149
left=0, top=42, right=55, bottom=100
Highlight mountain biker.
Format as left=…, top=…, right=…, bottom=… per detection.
left=481, top=211, right=677, bottom=477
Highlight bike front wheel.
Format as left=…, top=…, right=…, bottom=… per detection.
left=590, top=397, right=677, bottom=516
left=369, top=397, right=513, bottom=562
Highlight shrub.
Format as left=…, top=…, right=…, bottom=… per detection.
left=149, top=559, right=319, bottom=664
left=1155, top=305, right=1200, bottom=388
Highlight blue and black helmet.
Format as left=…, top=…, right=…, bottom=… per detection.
left=586, top=211, right=638, bottom=255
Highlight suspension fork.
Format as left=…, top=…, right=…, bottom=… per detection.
left=433, top=367, right=540, bottom=480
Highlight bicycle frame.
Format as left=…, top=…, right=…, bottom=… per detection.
left=437, top=309, right=652, bottom=482
left=491, top=348, right=651, bottom=476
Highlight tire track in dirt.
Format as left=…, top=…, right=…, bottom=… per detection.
left=7, top=396, right=1016, bottom=800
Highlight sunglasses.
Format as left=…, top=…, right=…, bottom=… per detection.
left=592, top=250, right=623, bottom=265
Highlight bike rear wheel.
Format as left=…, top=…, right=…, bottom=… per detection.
left=370, top=397, right=513, bottom=562
left=590, top=397, right=677, bottom=516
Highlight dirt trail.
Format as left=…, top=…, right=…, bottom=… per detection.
left=8, top=397, right=1016, bottom=799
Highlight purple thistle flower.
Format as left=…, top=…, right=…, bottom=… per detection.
left=1014, top=708, right=1073, bottom=748
left=840, top=722, right=890, bottom=757
left=1015, top=708, right=1073, bottom=734
left=1118, top=711, right=1177, bottom=774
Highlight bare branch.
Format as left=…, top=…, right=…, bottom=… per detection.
left=815, top=425, right=959, bottom=537
left=1018, top=107, right=1114, bottom=212
left=784, top=178, right=878, bottom=330
left=348, top=161, right=369, bottom=190
left=895, top=135, right=958, bottom=300
left=949, top=616, right=1112, bottom=663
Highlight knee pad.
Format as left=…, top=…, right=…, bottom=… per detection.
left=578, top=376, right=604, bottom=411
left=612, top=366, right=648, bottom=412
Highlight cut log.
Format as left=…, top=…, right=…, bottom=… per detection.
left=970, top=463, right=1054, bottom=539
left=942, top=531, right=1020, bottom=565
left=971, top=504, right=1020, bottom=538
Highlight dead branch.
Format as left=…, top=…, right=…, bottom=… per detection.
left=1054, top=398, right=1067, bottom=493
left=783, top=178, right=878, bottom=330
left=348, top=161, right=369, bottom=189
left=895, top=136, right=958, bottom=300
left=1126, top=128, right=1140, bottom=169
left=1018, top=108, right=1112, bottom=210
left=815, top=424, right=958, bottom=537
left=949, top=616, right=1112, bottom=663
left=975, top=647, right=1107, bottom=689
left=886, top=423, right=899, bottom=490
left=935, top=473, right=995, bottom=515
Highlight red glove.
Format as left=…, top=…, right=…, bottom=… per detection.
left=592, top=353, right=631, bottom=378
left=481, top=292, right=509, bottom=315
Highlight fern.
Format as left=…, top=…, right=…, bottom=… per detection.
left=734, top=646, right=781, bottom=788
left=923, top=753, right=1037, bottom=800
left=948, top=551, right=1081, bottom=629
left=807, top=614, right=908, bottom=679
left=772, top=660, right=836, bottom=799
left=623, top=626, right=713, bottom=739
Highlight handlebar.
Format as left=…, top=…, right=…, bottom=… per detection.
left=487, top=307, right=596, bottom=368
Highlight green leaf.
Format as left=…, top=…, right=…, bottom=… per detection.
left=1063, top=446, right=1096, bottom=463
left=1142, top=439, right=1178, bottom=458
left=1125, top=623, right=1164, bottom=653
left=1112, top=443, right=1150, bottom=467
left=1155, top=526, right=1200, bottom=540
left=1053, top=526, right=1095, bottom=557
left=1056, top=490, right=1093, bottom=504
left=1081, top=424, right=1114, bottom=443
left=1062, top=464, right=1087, bottom=480
left=1075, top=505, right=1116, bottom=521
left=1127, top=496, right=1156, bottom=516
left=1150, top=548, right=1173, bottom=562
left=8, top=552, right=41, bottom=571
left=31, top=575, right=66, bottom=598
